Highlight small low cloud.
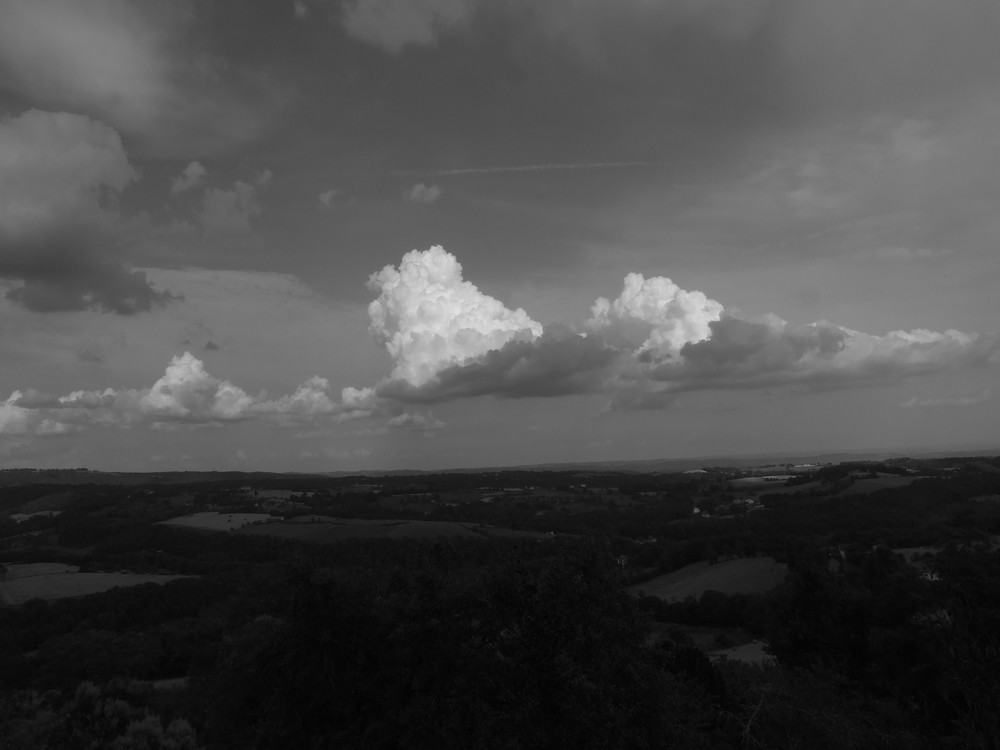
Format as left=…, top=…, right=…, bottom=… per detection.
left=901, top=390, right=992, bottom=409
left=404, top=182, right=442, bottom=204
left=340, top=0, right=477, bottom=54
left=170, top=161, right=208, bottom=195
left=1, top=352, right=374, bottom=436
left=318, top=188, right=342, bottom=210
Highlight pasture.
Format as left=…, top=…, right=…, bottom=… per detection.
left=2, top=562, right=79, bottom=580
left=0, top=572, right=188, bottom=606
left=159, top=512, right=275, bottom=531
left=630, top=557, right=788, bottom=601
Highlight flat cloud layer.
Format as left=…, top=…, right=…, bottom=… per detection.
left=4, top=245, right=997, bottom=436
left=0, top=109, right=175, bottom=313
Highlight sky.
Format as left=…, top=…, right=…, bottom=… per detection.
left=1, top=0, right=999, bottom=472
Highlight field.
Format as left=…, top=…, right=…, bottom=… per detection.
left=235, top=517, right=550, bottom=542
left=2, top=562, right=79, bottom=579
left=159, top=512, right=275, bottom=531
left=0, top=571, right=188, bottom=606
left=629, top=557, right=788, bottom=601
left=710, top=640, right=773, bottom=664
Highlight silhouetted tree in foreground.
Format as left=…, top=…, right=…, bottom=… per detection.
left=205, top=545, right=720, bottom=749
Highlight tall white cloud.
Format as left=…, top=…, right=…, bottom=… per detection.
left=367, top=246, right=543, bottom=387
left=588, top=273, right=723, bottom=357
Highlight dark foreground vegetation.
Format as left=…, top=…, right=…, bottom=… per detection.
left=1, top=456, right=1000, bottom=748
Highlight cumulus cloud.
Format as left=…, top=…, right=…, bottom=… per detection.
left=5, top=247, right=997, bottom=436
left=0, top=109, right=176, bottom=314
left=0, top=0, right=281, bottom=156
left=0, top=394, right=33, bottom=435
left=404, top=183, right=442, bottom=204
left=351, top=246, right=1000, bottom=410
left=604, top=315, right=998, bottom=410
left=587, top=273, right=723, bottom=358
left=376, top=324, right=616, bottom=403
left=1, top=391, right=80, bottom=437
left=367, top=246, right=542, bottom=387
left=171, top=161, right=208, bottom=195
left=1, top=352, right=374, bottom=436
left=318, top=188, right=342, bottom=210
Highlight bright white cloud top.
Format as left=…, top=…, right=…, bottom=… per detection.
left=367, top=246, right=543, bottom=387
left=588, top=273, right=724, bottom=357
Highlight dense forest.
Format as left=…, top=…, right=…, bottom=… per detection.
left=2, top=457, right=1000, bottom=748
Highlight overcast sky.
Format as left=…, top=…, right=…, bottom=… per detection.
left=1, top=0, right=999, bottom=471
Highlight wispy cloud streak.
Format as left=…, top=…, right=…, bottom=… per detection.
left=395, top=161, right=681, bottom=177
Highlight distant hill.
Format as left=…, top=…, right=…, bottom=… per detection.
left=414, top=447, right=1000, bottom=475
left=3, top=446, right=997, bottom=481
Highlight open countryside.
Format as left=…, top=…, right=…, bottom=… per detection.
left=3, top=454, right=1000, bottom=748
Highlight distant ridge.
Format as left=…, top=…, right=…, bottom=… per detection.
left=420, top=447, right=1000, bottom=475
left=4, top=447, right=996, bottom=482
